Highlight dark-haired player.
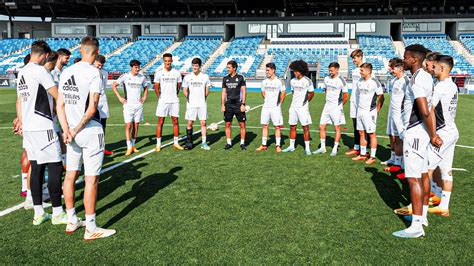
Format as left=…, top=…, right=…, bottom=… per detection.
left=221, top=60, right=247, bottom=150
left=51, top=48, right=71, bottom=84
left=256, top=62, right=286, bottom=152
left=313, top=62, right=348, bottom=156
left=392, top=44, right=442, bottom=238
left=154, top=53, right=183, bottom=151
left=112, top=59, right=148, bottom=156
left=16, top=41, right=66, bottom=225
left=282, top=60, right=314, bottom=155
left=182, top=57, right=211, bottom=150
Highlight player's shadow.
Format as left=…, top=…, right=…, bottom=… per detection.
left=341, top=133, right=355, bottom=150
left=232, top=131, right=257, bottom=146
left=103, top=133, right=172, bottom=163
left=206, top=130, right=225, bottom=147
left=266, top=134, right=289, bottom=147
left=73, top=158, right=148, bottom=214
left=366, top=167, right=411, bottom=226
left=97, top=166, right=182, bottom=228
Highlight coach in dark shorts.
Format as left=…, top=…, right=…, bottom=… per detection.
left=221, top=60, right=247, bottom=150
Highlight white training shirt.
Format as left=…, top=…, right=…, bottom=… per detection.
left=389, top=75, right=409, bottom=114
left=432, top=78, right=458, bottom=135
left=323, top=75, right=348, bottom=109
left=261, top=77, right=285, bottom=108
left=182, top=72, right=211, bottom=108
left=349, top=67, right=361, bottom=107
left=154, top=68, right=182, bottom=104
left=290, top=76, right=314, bottom=108
left=16, top=62, right=57, bottom=132
left=116, top=72, right=148, bottom=106
left=402, top=68, right=434, bottom=130
left=356, top=77, right=383, bottom=113
left=58, top=61, right=103, bottom=130
left=50, top=66, right=62, bottom=85
left=98, top=69, right=110, bottom=118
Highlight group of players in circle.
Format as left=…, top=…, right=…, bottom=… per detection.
left=14, top=36, right=458, bottom=240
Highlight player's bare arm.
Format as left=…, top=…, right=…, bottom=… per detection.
left=71, top=92, right=100, bottom=138
left=154, top=82, right=160, bottom=98
left=221, top=88, right=227, bottom=112
left=416, top=97, right=442, bottom=147
left=112, top=81, right=126, bottom=104
left=240, top=85, right=247, bottom=112
left=376, top=94, right=385, bottom=113
left=141, top=86, right=148, bottom=103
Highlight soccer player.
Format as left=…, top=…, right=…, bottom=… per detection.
left=382, top=58, right=408, bottom=170
left=427, top=55, right=458, bottom=217
left=51, top=48, right=71, bottom=84
left=282, top=60, right=314, bottom=155
left=57, top=36, right=116, bottom=240
left=351, top=63, right=384, bottom=164
left=256, top=62, right=286, bottom=152
left=392, top=44, right=442, bottom=238
left=94, top=54, right=113, bottom=155
left=16, top=40, right=66, bottom=225
left=154, top=53, right=183, bottom=151
left=112, top=59, right=148, bottom=156
left=313, top=62, right=348, bottom=156
left=345, top=49, right=364, bottom=156
left=182, top=57, right=211, bottom=150
left=221, top=60, right=247, bottom=150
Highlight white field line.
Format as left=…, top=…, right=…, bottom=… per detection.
left=0, top=103, right=264, bottom=218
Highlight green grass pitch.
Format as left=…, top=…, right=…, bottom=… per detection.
left=0, top=88, right=473, bottom=264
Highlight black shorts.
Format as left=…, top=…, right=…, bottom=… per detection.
left=224, top=103, right=246, bottom=123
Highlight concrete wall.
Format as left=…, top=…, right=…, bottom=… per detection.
left=0, top=21, right=51, bottom=38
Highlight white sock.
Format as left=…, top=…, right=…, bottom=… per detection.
left=33, top=205, right=45, bottom=218
left=202, top=136, right=207, bottom=144
left=173, top=137, right=179, bottom=145
left=21, top=173, right=27, bottom=191
left=226, top=138, right=232, bottom=145
left=390, top=151, right=395, bottom=161
left=289, top=139, right=295, bottom=149
left=439, top=191, right=451, bottom=210
left=408, top=215, right=424, bottom=232
left=276, top=137, right=281, bottom=146
left=156, top=138, right=161, bottom=148
left=85, top=214, right=97, bottom=232
left=240, top=139, right=245, bottom=145
left=360, top=146, right=367, bottom=156
left=395, top=155, right=402, bottom=166
left=304, top=141, right=310, bottom=151
left=26, top=189, right=32, bottom=201
left=52, top=206, right=63, bottom=217
left=131, top=138, right=136, bottom=147
left=435, top=185, right=442, bottom=198
left=370, top=148, right=377, bottom=158
left=422, top=205, right=429, bottom=221
left=354, top=144, right=360, bottom=151
left=320, top=139, right=326, bottom=149
left=262, top=137, right=267, bottom=146
left=332, top=142, right=339, bottom=152
left=66, top=208, right=78, bottom=223
left=126, top=140, right=132, bottom=149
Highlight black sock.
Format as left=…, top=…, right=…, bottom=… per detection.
left=47, top=162, right=64, bottom=208
left=186, top=128, right=193, bottom=144
left=30, top=160, right=46, bottom=206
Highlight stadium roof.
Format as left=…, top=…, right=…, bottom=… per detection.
left=0, top=0, right=473, bottom=20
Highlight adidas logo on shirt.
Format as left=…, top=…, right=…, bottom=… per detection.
left=62, top=75, right=79, bottom=92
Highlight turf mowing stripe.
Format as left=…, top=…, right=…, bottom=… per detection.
left=0, top=103, right=265, bottom=218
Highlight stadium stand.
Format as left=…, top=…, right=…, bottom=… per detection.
left=403, top=34, right=474, bottom=76
left=104, top=36, right=173, bottom=73
left=147, top=36, right=221, bottom=74
left=0, top=38, right=34, bottom=57
left=206, top=36, right=264, bottom=77
left=70, top=37, right=129, bottom=61
left=460, top=34, right=474, bottom=55
left=349, top=35, right=398, bottom=76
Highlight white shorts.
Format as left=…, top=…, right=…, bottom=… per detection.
left=386, top=111, right=403, bottom=137
left=289, top=106, right=312, bottom=126
left=261, top=107, right=284, bottom=126
left=156, top=102, right=179, bottom=118
left=185, top=106, right=207, bottom=121
left=403, top=127, right=430, bottom=178
left=320, top=106, right=343, bottom=126
left=356, top=110, right=377, bottom=133
left=428, top=131, right=459, bottom=171
left=98, top=96, right=110, bottom=119
left=339, top=106, right=346, bottom=125
left=66, top=127, right=105, bottom=176
left=23, top=130, right=62, bottom=164
left=349, top=101, right=357, bottom=119
left=123, top=104, right=144, bottom=123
